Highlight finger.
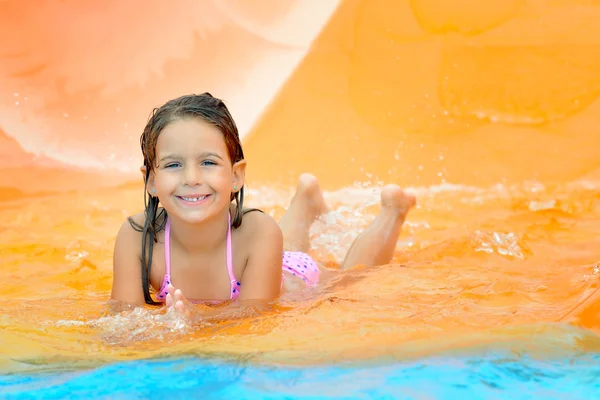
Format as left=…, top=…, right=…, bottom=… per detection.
left=167, top=283, right=175, bottom=295
left=175, top=300, right=185, bottom=314
left=174, top=289, right=184, bottom=303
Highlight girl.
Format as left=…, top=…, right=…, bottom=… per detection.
left=111, top=93, right=416, bottom=312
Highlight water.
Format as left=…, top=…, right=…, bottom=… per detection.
left=2, top=351, right=599, bottom=399
left=2, top=182, right=600, bottom=398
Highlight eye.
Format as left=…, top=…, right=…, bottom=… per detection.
left=165, top=162, right=181, bottom=168
left=201, top=160, right=217, bottom=166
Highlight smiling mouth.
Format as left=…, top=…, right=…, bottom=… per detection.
left=177, top=195, right=210, bottom=202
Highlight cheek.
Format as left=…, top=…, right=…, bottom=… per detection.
left=155, top=172, right=178, bottom=189
left=213, top=169, right=234, bottom=185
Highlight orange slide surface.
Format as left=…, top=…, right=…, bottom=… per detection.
left=2, top=0, right=600, bottom=371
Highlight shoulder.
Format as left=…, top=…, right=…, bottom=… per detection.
left=235, top=209, right=283, bottom=300
left=237, top=209, right=283, bottom=244
left=117, top=212, right=145, bottom=241
left=119, top=209, right=166, bottom=239
left=128, top=211, right=147, bottom=228
left=114, top=212, right=145, bottom=258
left=111, top=212, right=147, bottom=304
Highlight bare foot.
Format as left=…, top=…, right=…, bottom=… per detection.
left=297, top=173, right=329, bottom=220
left=279, top=173, right=329, bottom=252
left=380, top=184, right=416, bottom=221
left=340, top=185, right=416, bottom=269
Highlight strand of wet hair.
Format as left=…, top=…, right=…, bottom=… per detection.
left=128, top=173, right=166, bottom=305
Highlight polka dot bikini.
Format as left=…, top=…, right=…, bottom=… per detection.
left=155, top=212, right=240, bottom=301
left=282, top=251, right=320, bottom=287
left=155, top=213, right=320, bottom=302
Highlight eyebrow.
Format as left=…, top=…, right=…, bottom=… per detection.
left=159, top=152, right=224, bottom=163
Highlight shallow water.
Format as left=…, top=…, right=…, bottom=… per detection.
left=2, top=181, right=600, bottom=375
left=2, top=352, right=600, bottom=399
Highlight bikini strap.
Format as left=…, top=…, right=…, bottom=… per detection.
left=165, top=213, right=236, bottom=298
left=164, top=217, right=171, bottom=276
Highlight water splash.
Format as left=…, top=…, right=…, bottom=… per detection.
left=469, top=231, right=527, bottom=259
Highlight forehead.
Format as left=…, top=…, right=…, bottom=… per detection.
left=156, top=118, right=227, bottom=154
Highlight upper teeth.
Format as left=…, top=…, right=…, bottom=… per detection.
left=182, top=196, right=206, bottom=202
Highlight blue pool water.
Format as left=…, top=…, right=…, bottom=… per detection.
left=2, top=353, right=599, bottom=399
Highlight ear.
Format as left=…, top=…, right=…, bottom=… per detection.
left=143, top=166, right=157, bottom=197
left=232, top=159, right=247, bottom=193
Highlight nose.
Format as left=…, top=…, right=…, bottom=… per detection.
left=183, top=164, right=202, bottom=186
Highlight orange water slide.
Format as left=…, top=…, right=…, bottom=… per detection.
left=244, top=0, right=600, bottom=189
left=2, top=0, right=600, bottom=190
left=0, top=0, right=338, bottom=190
left=1, top=0, right=600, bottom=335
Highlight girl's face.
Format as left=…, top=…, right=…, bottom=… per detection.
left=148, top=118, right=245, bottom=224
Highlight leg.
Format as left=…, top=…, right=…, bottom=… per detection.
left=278, top=173, right=329, bottom=252
left=341, top=185, right=416, bottom=269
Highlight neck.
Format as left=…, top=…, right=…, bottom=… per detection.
left=167, top=208, right=231, bottom=254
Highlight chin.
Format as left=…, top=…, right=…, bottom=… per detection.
left=178, top=209, right=215, bottom=222
left=176, top=208, right=229, bottom=225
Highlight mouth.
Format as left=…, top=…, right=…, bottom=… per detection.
left=176, top=194, right=211, bottom=204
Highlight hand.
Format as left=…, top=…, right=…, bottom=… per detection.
left=165, top=284, right=192, bottom=319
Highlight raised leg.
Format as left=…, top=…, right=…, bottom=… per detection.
left=340, top=185, right=416, bottom=269
left=278, top=173, right=329, bottom=252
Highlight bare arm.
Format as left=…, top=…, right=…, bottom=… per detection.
left=238, top=213, right=284, bottom=303
left=111, top=218, right=146, bottom=306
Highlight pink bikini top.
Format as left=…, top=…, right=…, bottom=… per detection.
left=154, top=212, right=241, bottom=302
